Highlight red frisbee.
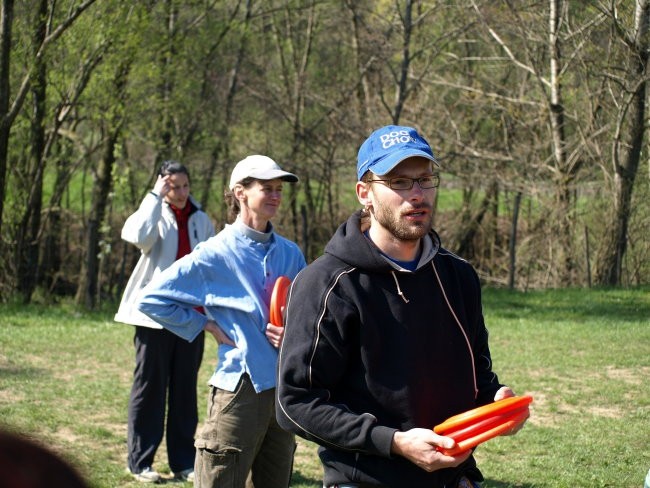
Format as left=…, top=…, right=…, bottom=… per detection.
left=438, top=407, right=529, bottom=456
left=434, top=395, right=533, bottom=434
left=270, top=276, right=291, bottom=327
left=442, top=404, right=528, bottom=443
left=434, top=395, right=532, bottom=455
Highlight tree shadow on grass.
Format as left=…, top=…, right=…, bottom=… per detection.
left=0, top=364, right=42, bottom=380
left=287, top=472, right=536, bottom=488
left=482, top=480, right=535, bottom=488
left=483, top=287, right=650, bottom=323
left=290, top=470, right=321, bottom=487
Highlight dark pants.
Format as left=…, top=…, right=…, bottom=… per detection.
left=127, top=326, right=204, bottom=474
left=325, top=476, right=480, bottom=488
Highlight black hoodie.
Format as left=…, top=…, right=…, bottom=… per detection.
left=276, top=210, right=504, bottom=487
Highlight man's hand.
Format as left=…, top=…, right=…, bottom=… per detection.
left=204, top=320, right=236, bottom=347
left=391, top=428, right=472, bottom=472
left=265, top=323, right=284, bottom=348
left=494, top=386, right=528, bottom=435
left=494, top=386, right=515, bottom=401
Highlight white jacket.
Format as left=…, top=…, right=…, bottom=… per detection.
left=114, top=191, right=215, bottom=328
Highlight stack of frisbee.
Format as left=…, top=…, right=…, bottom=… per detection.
left=434, top=395, right=533, bottom=455
left=270, top=276, right=291, bottom=327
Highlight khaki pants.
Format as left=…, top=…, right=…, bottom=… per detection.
left=194, top=375, right=295, bottom=488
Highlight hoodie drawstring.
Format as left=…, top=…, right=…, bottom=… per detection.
left=431, top=261, right=479, bottom=399
left=390, top=271, right=410, bottom=303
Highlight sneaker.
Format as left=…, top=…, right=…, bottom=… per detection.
left=174, top=468, right=194, bottom=482
left=128, top=466, right=161, bottom=483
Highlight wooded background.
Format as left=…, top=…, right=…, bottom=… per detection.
left=1, top=0, right=648, bottom=308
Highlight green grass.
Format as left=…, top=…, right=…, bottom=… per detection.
left=0, top=287, right=648, bottom=487
left=477, top=287, right=650, bottom=488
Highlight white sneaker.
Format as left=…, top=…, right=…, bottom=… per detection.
left=129, top=466, right=161, bottom=483
left=174, top=468, right=194, bottom=482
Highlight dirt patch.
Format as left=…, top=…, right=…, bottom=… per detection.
left=605, top=365, right=648, bottom=385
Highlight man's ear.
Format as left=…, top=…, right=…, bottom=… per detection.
left=356, top=181, right=371, bottom=208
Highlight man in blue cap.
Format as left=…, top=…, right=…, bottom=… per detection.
left=276, top=125, right=526, bottom=488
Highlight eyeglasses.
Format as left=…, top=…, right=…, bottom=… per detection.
left=367, top=174, right=440, bottom=190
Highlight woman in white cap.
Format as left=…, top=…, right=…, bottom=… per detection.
left=137, top=155, right=306, bottom=488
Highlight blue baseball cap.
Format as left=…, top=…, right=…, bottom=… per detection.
left=356, top=125, right=438, bottom=180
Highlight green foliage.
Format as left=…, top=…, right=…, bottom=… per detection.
left=0, top=287, right=648, bottom=486
left=2, top=0, right=650, bottom=304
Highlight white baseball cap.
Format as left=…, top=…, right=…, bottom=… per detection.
left=229, top=155, right=298, bottom=190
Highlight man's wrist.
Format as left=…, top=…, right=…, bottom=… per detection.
left=391, top=431, right=404, bottom=456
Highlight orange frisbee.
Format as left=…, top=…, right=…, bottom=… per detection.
left=433, top=395, right=532, bottom=455
left=438, top=407, right=529, bottom=456
left=434, top=395, right=533, bottom=435
left=270, top=276, right=291, bottom=327
left=443, top=405, right=528, bottom=443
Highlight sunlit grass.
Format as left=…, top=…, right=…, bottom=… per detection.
left=0, top=286, right=648, bottom=487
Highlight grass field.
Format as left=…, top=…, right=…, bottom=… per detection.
left=0, top=286, right=649, bottom=487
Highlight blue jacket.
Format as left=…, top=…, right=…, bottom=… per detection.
left=138, top=221, right=306, bottom=393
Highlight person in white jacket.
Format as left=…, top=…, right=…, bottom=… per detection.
left=115, top=161, right=215, bottom=483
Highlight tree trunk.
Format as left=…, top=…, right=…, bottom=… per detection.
left=76, top=129, right=117, bottom=308
left=548, top=0, right=576, bottom=284
left=39, top=43, right=104, bottom=295
left=198, top=0, right=251, bottom=211
left=456, top=181, right=496, bottom=261
left=508, top=191, right=522, bottom=290
left=16, top=0, right=47, bottom=304
left=157, top=0, right=176, bottom=160
left=594, top=0, right=649, bottom=285
left=42, top=146, right=75, bottom=295
left=392, top=0, right=412, bottom=124
left=41, top=155, right=65, bottom=294
left=76, top=62, right=129, bottom=308
left=345, top=0, right=371, bottom=131
left=0, top=0, right=14, bottom=239
left=0, top=0, right=96, bottom=241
